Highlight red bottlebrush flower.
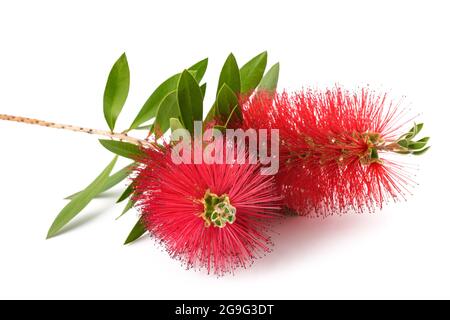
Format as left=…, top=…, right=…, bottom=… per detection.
left=242, top=87, right=423, bottom=215
left=132, top=145, right=281, bottom=275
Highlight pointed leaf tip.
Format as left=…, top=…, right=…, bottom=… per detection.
left=189, top=58, right=208, bottom=82
left=412, top=146, right=431, bottom=155
left=129, top=57, right=209, bottom=130
left=124, top=219, right=147, bottom=245
left=240, top=51, right=268, bottom=93
left=258, top=62, right=279, bottom=92
left=116, top=198, right=135, bottom=220
left=99, top=139, right=146, bottom=160
left=64, top=163, right=134, bottom=200
left=217, top=53, right=241, bottom=95
left=103, top=53, right=130, bottom=131
left=116, top=184, right=134, bottom=203
left=47, top=157, right=118, bottom=238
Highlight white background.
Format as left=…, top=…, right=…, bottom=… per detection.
left=0, top=0, right=449, bottom=299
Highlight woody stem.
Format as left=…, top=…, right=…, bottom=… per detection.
left=0, top=114, right=153, bottom=148
left=376, top=141, right=403, bottom=152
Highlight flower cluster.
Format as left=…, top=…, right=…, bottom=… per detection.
left=132, top=145, right=281, bottom=275
left=242, top=87, right=425, bottom=215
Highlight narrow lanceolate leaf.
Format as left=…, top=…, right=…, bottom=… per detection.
left=217, top=53, right=241, bottom=94
left=239, top=51, right=267, bottom=93
left=200, top=83, right=207, bottom=99
left=415, top=123, right=424, bottom=136
left=189, top=58, right=208, bottom=82
left=116, top=198, right=135, bottom=220
left=99, top=139, right=146, bottom=160
left=170, top=118, right=184, bottom=132
left=47, top=157, right=118, bottom=238
left=129, top=73, right=179, bottom=130
left=177, top=70, right=203, bottom=134
left=408, top=123, right=424, bottom=138
left=258, top=62, right=280, bottom=92
left=65, top=163, right=134, bottom=199
left=153, top=90, right=178, bottom=138
left=103, top=53, right=130, bottom=131
left=416, top=137, right=430, bottom=144
left=398, top=131, right=414, bottom=141
left=216, top=84, right=240, bottom=120
left=397, top=139, right=409, bottom=148
left=204, top=54, right=241, bottom=123
left=117, top=184, right=134, bottom=203
left=129, top=58, right=208, bottom=130
left=408, top=141, right=428, bottom=150
left=412, top=146, right=431, bottom=155
left=124, top=218, right=147, bottom=245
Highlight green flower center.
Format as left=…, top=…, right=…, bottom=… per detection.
left=200, top=190, right=236, bottom=228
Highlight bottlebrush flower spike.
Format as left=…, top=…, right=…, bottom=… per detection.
left=132, top=144, right=281, bottom=275
left=242, top=87, right=430, bottom=215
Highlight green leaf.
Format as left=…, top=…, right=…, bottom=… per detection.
left=117, top=184, right=133, bottom=203
left=177, top=70, right=203, bottom=134
left=397, top=132, right=429, bottom=151
left=129, top=74, right=179, bottom=130
left=204, top=53, right=242, bottom=124
left=170, top=118, right=184, bottom=131
left=65, top=163, right=133, bottom=200
left=394, top=150, right=411, bottom=155
left=135, top=124, right=153, bottom=131
left=99, top=139, right=146, bottom=160
left=216, top=83, right=241, bottom=121
left=397, top=139, right=409, bottom=148
left=189, top=58, right=208, bottom=82
left=239, top=51, right=267, bottom=93
left=128, top=58, right=208, bottom=130
left=408, top=123, right=424, bottom=138
left=397, top=130, right=414, bottom=141
left=415, top=123, right=424, bottom=136
left=200, top=83, right=207, bottom=99
left=47, top=157, right=118, bottom=238
left=153, top=90, right=178, bottom=138
left=213, top=105, right=239, bottom=131
left=258, top=62, right=280, bottom=92
left=216, top=84, right=238, bottom=116
left=103, top=53, right=130, bottom=131
left=116, top=198, right=134, bottom=220
left=412, top=146, right=430, bottom=155
left=225, top=105, right=240, bottom=127
left=217, top=53, right=241, bottom=94
left=124, top=218, right=147, bottom=245
left=416, top=137, right=430, bottom=143
left=408, top=141, right=428, bottom=150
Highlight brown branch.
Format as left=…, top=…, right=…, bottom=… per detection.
left=0, top=114, right=153, bottom=148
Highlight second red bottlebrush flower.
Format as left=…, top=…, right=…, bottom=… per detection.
left=242, top=87, right=429, bottom=215
left=132, top=144, right=281, bottom=275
